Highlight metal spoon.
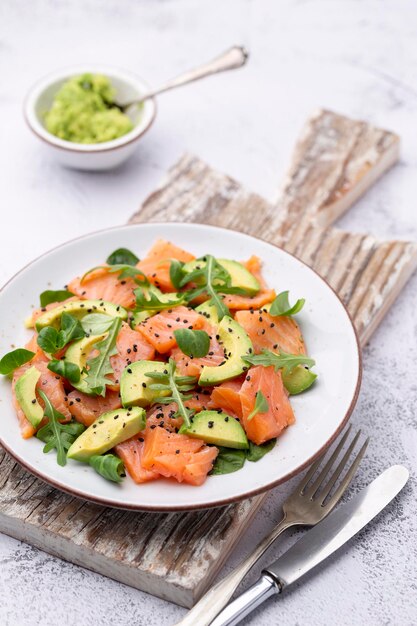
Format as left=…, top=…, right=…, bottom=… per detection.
left=113, top=45, right=248, bottom=112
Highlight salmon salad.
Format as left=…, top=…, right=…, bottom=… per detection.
left=0, top=240, right=317, bottom=487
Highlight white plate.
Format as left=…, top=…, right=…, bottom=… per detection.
left=0, top=223, right=361, bottom=511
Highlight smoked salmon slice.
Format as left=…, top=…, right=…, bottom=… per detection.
left=137, top=239, right=195, bottom=292
left=115, top=438, right=160, bottom=484
left=235, top=309, right=306, bottom=355
left=136, top=306, right=204, bottom=353
left=146, top=403, right=184, bottom=432
left=223, top=256, right=276, bottom=310
left=208, top=378, right=244, bottom=419
left=146, top=395, right=211, bottom=432
left=108, top=322, right=155, bottom=388
left=68, top=389, right=122, bottom=427
left=170, top=319, right=225, bottom=376
left=68, top=267, right=137, bottom=309
left=142, top=427, right=218, bottom=485
left=240, top=365, right=295, bottom=445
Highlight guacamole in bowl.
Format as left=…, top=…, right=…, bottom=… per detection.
left=44, top=73, right=134, bottom=144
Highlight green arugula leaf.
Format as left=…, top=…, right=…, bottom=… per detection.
left=39, top=289, right=74, bottom=307
left=179, top=255, right=241, bottom=320
left=173, top=328, right=210, bottom=358
left=37, top=313, right=85, bottom=354
left=247, top=390, right=269, bottom=421
left=89, top=454, right=125, bottom=482
left=84, top=317, right=122, bottom=395
left=106, top=248, right=139, bottom=266
left=59, top=312, right=85, bottom=344
left=269, top=291, right=305, bottom=317
left=210, top=447, right=247, bottom=475
left=210, top=438, right=277, bottom=474
left=243, top=349, right=315, bottom=374
left=47, top=360, right=81, bottom=383
left=0, top=348, right=35, bottom=375
left=169, top=259, right=185, bottom=289
left=146, top=358, right=197, bottom=428
left=246, top=439, right=276, bottom=462
left=37, top=327, right=60, bottom=354
left=81, top=264, right=147, bottom=285
left=36, top=390, right=85, bottom=466
left=109, top=265, right=147, bottom=282
left=134, top=287, right=186, bottom=312
left=81, top=313, right=115, bottom=335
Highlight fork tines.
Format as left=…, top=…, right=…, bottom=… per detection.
left=299, top=425, right=369, bottom=508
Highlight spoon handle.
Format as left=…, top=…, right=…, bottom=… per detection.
left=137, top=45, right=248, bottom=104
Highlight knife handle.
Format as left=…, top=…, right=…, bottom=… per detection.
left=209, top=573, right=280, bottom=626
left=174, top=516, right=293, bottom=626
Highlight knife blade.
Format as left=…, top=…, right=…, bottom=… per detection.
left=210, top=465, right=409, bottom=626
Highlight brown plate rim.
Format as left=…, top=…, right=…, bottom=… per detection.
left=0, top=221, right=362, bottom=512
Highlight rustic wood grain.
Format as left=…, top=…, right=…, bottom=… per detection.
left=0, top=110, right=415, bottom=608
left=275, top=108, right=400, bottom=235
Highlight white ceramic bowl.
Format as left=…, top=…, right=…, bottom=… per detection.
left=24, top=65, right=157, bottom=170
left=0, top=223, right=361, bottom=511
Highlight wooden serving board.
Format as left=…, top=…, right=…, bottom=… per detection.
left=1, top=110, right=416, bottom=608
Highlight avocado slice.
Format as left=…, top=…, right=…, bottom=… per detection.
left=195, top=301, right=220, bottom=324
left=35, top=299, right=127, bottom=331
left=130, top=310, right=151, bottom=327
left=199, top=316, right=253, bottom=386
left=180, top=410, right=249, bottom=449
left=14, top=366, right=44, bottom=427
left=182, top=258, right=260, bottom=295
left=67, top=407, right=145, bottom=462
left=65, top=333, right=107, bottom=394
left=120, top=360, right=171, bottom=407
left=282, top=365, right=317, bottom=395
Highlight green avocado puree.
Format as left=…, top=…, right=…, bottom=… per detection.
left=45, top=73, right=134, bottom=144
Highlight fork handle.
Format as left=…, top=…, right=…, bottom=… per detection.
left=174, top=516, right=295, bottom=626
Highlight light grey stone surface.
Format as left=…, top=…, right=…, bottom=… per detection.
left=0, top=1, right=416, bottom=625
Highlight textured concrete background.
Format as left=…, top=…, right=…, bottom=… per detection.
left=0, top=1, right=416, bottom=625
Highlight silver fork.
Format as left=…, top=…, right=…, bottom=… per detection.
left=175, top=425, right=368, bottom=626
